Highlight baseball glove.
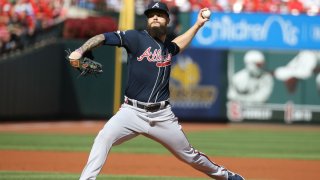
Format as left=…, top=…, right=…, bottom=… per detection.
left=66, top=49, right=103, bottom=77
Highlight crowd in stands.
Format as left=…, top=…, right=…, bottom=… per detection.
left=80, top=0, right=319, bottom=16
left=70, top=0, right=320, bottom=39
left=1, top=0, right=320, bottom=56
left=0, top=0, right=67, bottom=55
left=185, top=0, right=320, bottom=15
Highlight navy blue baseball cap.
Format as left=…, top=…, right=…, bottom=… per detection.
left=144, top=1, right=169, bottom=17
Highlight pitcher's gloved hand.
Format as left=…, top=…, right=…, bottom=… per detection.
left=66, top=49, right=103, bottom=77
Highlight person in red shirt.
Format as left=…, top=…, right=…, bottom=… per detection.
left=256, top=0, right=279, bottom=13
left=287, top=0, right=305, bottom=15
left=243, top=0, right=258, bottom=12
left=190, top=0, right=214, bottom=10
left=209, top=0, right=224, bottom=12
left=189, top=0, right=203, bottom=10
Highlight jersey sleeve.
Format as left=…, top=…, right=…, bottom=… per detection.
left=103, top=30, right=139, bottom=54
left=103, top=32, right=122, bottom=46
left=166, top=41, right=180, bottom=56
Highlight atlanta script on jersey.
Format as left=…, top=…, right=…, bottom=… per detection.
left=103, top=30, right=180, bottom=103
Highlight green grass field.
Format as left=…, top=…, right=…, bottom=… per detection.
left=1, top=124, right=320, bottom=179
left=1, top=128, right=319, bottom=159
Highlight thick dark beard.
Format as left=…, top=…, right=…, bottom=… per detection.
left=147, top=25, right=167, bottom=39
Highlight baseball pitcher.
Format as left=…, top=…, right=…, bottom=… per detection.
left=68, top=2, right=244, bottom=180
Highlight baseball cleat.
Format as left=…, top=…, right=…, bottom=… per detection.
left=227, top=170, right=245, bottom=180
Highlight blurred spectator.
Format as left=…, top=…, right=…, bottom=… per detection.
left=277, top=0, right=290, bottom=14
left=2, top=0, right=320, bottom=56
left=136, top=0, right=151, bottom=15
left=242, top=0, right=256, bottom=12
left=231, top=0, right=244, bottom=13
left=106, top=0, right=121, bottom=12
left=174, top=0, right=191, bottom=12
left=243, top=0, right=279, bottom=13
left=217, top=0, right=231, bottom=12
left=303, top=0, right=320, bottom=16
left=70, top=0, right=320, bottom=15
left=263, top=0, right=281, bottom=14
left=189, top=0, right=214, bottom=10
left=0, top=0, right=66, bottom=55
left=0, top=13, right=11, bottom=53
left=287, top=0, right=305, bottom=15
left=189, top=0, right=201, bottom=10
left=209, top=0, right=223, bottom=12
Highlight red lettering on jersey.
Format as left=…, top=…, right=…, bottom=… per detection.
left=151, top=49, right=161, bottom=62
left=137, top=47, right=172, bottom=67
left=156, top=61, right=171, bottom=67
left=137, top=47, right=152, bottom=61
left=156, top=53, right=172, bottom=67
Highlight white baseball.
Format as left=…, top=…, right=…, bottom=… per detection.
left=202, top=10, right=211, bottom=18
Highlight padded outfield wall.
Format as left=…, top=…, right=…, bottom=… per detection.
left=0, top=41, right=116, bottom=120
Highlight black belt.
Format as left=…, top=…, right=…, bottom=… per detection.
left=126, top=99, right=170, bottom=112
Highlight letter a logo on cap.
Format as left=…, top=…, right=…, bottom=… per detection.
left=152, top=2, right=159, bottom=8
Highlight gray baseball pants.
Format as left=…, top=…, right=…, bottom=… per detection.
left=79, top=103, right=228, bottom=180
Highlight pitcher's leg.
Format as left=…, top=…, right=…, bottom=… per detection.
left=79, top=107, right=144, bottom=180
left=147, top=119, right=228, bottom=180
